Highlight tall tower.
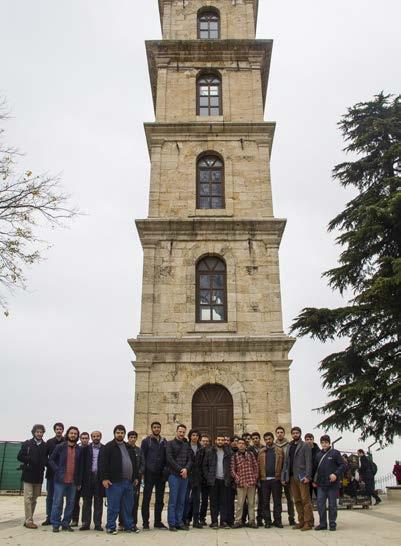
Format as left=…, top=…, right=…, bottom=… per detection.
left=129, top=0, right=294, bottom=440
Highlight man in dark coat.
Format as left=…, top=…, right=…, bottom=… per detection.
left=165, top=424, right=192, bottom=531
left=42, top=422, right=65, bottom=525
left=282, top=426, right=313, bottom=531
left=357, top=449, right=381, bottom=504
left=199, top=434, right=210, bottom=525
left=49, top=426, right=84, bottom=532
left=98, top=425, right=139, bottom=535
left=305, top=433, right=319, bottom=499
left=17, top=424, right=48, bottom=529
left=314, top=435, right=345, bottom=531
left=184, top=429, right=203, bottom=528
left=203, top=433, right=233, bottom=528
left=79, top=431, right=104, bottom=531
left=140, top=421, right=168, bottom=529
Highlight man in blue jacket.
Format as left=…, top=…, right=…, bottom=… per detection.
left=49, top=426, right=84, bottom=532
left=313, top=435, right=345, bottom=532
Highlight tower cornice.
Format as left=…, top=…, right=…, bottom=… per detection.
left=144, top=121, right=276, bottom=156
left=146, top=39, right=272, bottom=114
left=135, top=218, right=287, bottom=247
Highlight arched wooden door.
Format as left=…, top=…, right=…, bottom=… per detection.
left=192, top=384, right=233, bottom=441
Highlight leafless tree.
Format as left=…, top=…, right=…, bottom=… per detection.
left=0, top=98, right=79, bottom=311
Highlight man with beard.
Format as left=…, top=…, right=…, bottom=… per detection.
left=17, top=424, right=48, bottom=529
left=249, top=432, right=263, bottom=526
left=49, top=426, right=84, bottom=532
left=231, top=438, right=258, bottom=529
left=282, top=427, right=313, bottom=532
left=99, top=425, right=138, bottom=534
left=305, top=433, right=319, bottom=501
left=79, top=431, right=104, bottom=531
left=71, top=432, right=90, bottom=527
left=140, top=421, right=168, bottom=530
left=199, top=435, right=210, bottom=526
left=258, top=432, right=284, bottom=528
left=123, top=431, right=143, bottom=532
left=274, top=426, right=295, bottom=526
left=203, top=433, right=233, bottom=528
left=184, top=429, right=203, bottom=528
left=42, top=422, right=65, bottom=526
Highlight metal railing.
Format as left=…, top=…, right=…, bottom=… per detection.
left=376, top=473, right=397, bottom=490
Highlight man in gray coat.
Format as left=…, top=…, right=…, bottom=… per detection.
left=282, top=427, right=313, bottom=531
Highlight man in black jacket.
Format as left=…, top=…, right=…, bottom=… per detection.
left=357, top=449, right=381, bottom=505
left=79, top=431, right=104, bottom=531
left=166, top=424, right=192, bottom=531
left=140, top=421, right=167, bottom=530
left=199, top=434, right=210, bottom=525
left=17, top=424, right=48, bottom=529
left=203, top=433, right=232, bottom=528
left=42, top=422, right=65, bottom=526
left=314, top=435, right=345, bottom=531
left=98, top=425, right=138, bottom=535
left=184, top=429, right=203, bottom=528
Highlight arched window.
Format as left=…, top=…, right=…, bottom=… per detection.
left=197, top=73, right=222, bottom=116
left=197, top=154, right=224, bottom=209
left=196, top=256, right=227, bottom=322
left=198, top=9, right=220, bottom=39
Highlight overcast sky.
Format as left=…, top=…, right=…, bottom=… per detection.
left=1, top=0, right=400, bottom=479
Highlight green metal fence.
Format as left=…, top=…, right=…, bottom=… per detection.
left=0, top=442, right=23, bottom=492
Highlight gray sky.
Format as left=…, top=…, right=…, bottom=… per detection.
left=1, top=0, right=400, bottom=478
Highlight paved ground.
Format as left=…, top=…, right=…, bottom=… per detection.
left=1, top=495, right=400, bottom=546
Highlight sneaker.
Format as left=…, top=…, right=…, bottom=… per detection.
left=79, top=525, right=90, bottom=531
left=107, top=528, right=118, bottom=535
left=42, top=519, right=51, bottom=526
left=176, top=524, right=189, bottom=531
left=94, top=526, right=104, bottom=531
left=62, top=526, right=74, bottom=532
left=132, top=525, right=140, bottom=533
left=52, top=527, right=59, bottom=533
left=264, top=522, right=272, bottom=528
left=273, top=522, right=283, bottom=528
left=289, top=519, right=296, bottom=526
left=329, top=526, right=336, bottom=532
left=209, top=522, right=219, bottom=528
left=169, top=526, right=177, bottom=532
left=154, top=522, right=168, bottom=529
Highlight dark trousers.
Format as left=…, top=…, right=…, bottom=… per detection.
left=106, top=480, right=134, bottom=531
left=141, top=470, right=165, bottom=526
left=82, top=473, right=104, bottom=528
left=209, top=479, right=229, bottom=524
left=199, top=484, right=209, bottom=521
left=45, top=478, right=54, bottom=519
left=317, top=486, right=338, bottom=529
left=72, top=489, right=81, bottom=523
left=184, top=483, right=201, bottom=523
left=226, top=485, right=235, bottom=525
left=282, top=482, right=295, bottom=522
left=261, top=479, right=282, bottom=524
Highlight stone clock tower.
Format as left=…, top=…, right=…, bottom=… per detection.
left=129, top=0, right=294, bottom=440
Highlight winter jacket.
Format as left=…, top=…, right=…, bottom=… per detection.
left=49, top=443, right=84, bottom=486
left=282, top=440, right=312, bottom=482
left=17, top=439, right=48, bottom=484
left=258, top=445, right=284, bottom=481
left=140, top=435, right=167, bottom=475
left=315, top=448, right=345, bottom=488
left=188, top=444, right=203, bottom=487
left=231, top=450, right=258, bottom=487
left=45, top=436, right=65, bottom=479
left=203, top=445, right=232, bottom=487
left=165, top=438, right=192, bottom=477
left=98, top=440, right=138, bottom=483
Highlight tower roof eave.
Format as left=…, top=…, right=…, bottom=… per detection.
left=146, top=39, right=272, bottom=115
left=158, top=0, right=259, bottom=33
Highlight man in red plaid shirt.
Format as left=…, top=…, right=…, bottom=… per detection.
left=231, top=438, right=258, bottom=528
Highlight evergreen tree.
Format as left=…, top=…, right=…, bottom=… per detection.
left=291, top=93, right=401, bottom=445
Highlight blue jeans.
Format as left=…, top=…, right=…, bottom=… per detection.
left=168, top=475, right=188, bottom=527
left=317, top=486, right=338, bottom=528
left=46, top=478, right=54, bottom=519
left=50, top=483, right=77, bottom=528
left=106, top=480, right=134, bottom=531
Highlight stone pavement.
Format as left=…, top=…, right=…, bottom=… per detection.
left=1, top=495, right=400, bottom=546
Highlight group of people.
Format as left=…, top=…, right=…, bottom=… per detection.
left=18, top=421, right=379, bottom=535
